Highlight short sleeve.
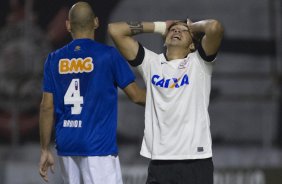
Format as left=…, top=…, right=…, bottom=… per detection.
left=128, top=42, right=145, bottom=67
left=110, top=48, right=135, bottom=89
left=136, top=47, right=158, bottom=85
left=42, top=54, right=54, bottom=93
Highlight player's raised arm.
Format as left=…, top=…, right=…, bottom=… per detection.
left=108, top=21, right=156, bottom=61
left=188, top=19, right=224, bottom=56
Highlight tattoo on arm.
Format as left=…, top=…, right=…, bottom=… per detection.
left=127, top=21, right=143, bottom=35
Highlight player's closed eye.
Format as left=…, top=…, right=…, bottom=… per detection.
left=169, top=28, right=189, bottom=33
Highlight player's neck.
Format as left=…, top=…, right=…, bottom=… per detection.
left=166, top=47, right=190, bottom=61
left=72, top=32, right=95, bottom=40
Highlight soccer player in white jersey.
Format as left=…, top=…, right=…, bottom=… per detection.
left=108, top=18, right=224, bottom=184
left=38, top=2, right=146, bottom=184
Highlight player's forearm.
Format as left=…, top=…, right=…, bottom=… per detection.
left=129, top=21, right=155, bottom=35
left=135, top=88, right=146, bottom=106
left=108, top=21, right=154, bottom=37
left=39, top=105, right=54, bottom=151
left=189, top=19, right=224, bottom=38
left=123, top=82, right=146, bottom=106
left=108, top=21, right=154, bottom=61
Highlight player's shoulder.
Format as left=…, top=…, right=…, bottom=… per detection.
left=49, top=44, right=68, bottom=58
left=81, top=41, right=118, bottom=56
left=47, top=41, right=118, bottom=61
left=143, top=46, right=159, bottom=57
left=142, top=46, right=161, bottom=63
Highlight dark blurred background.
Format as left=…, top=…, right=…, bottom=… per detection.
left=0, top=0, right=281, bottom=183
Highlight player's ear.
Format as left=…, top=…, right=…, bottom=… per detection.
left=94, top=17, right=99, bottom=29
left=189, top=42, right=195, bottom=52
left=66, top=20, right=71, bottom=32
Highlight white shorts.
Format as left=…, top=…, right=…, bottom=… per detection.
left=58, top=155, right=123, bottom=184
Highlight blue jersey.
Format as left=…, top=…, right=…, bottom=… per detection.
left=43, top=38, right=135, bottom=156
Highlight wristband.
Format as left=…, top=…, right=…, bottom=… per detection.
left=154, top=22, right=166, bottom=35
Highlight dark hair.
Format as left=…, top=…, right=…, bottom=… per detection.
left=167, top=20, right=187, bottom=31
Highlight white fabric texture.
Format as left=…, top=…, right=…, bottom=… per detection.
left=58, top=155, right=123, bottom=184
left=138, top=47, right=215, bottom=160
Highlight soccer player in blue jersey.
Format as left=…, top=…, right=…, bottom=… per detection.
left=38, top=2, right=145, bottom=184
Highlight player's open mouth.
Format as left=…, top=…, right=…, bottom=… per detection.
left=172, top=35, right=181, bottom=40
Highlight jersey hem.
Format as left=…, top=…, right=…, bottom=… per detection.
left=140, top=151, right=212, bottom=160
left=57, top=151, right=119, bottom=157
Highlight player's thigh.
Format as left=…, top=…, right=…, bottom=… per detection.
left=80, top=155, right=123, bottom=184
left=59, top=156, right=82, bottom=184
left=146, top=160, right=180, bottom=184
left=146, top=158, right=214, bottom=184
left=182, top=158, right=214, bottom=184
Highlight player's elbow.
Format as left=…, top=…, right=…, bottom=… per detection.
left=107, top=23, right=115, bottom=36
left=132, top=99, right=146, bottom=106
left=207, top=20, right=224, bottom=38
left=108, top=23, right=121, bottom=38
left=129, top=94, right=143, bottom=105
left=129, top=89, right=146, bottom=106
left=40, top=101, right=54, bottom=114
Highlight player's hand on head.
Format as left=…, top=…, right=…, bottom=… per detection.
left=186, top=18, right=193, bottom=25
left=165, top=20, right=180, bottom=34
left=186, top=18, right=195, bottom=38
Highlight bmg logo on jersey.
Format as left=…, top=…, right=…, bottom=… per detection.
left=59, top=57, right=94, bottom=74
left=151, top=74, right=189, bottom=88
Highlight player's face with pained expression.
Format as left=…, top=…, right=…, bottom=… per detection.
left=164, top=22, right=193, bottom=49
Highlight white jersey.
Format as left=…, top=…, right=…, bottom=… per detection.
left=137, top=47, right=215, bottom=160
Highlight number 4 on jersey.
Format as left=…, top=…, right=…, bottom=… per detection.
left=64, top=79, right=84, bottom=114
